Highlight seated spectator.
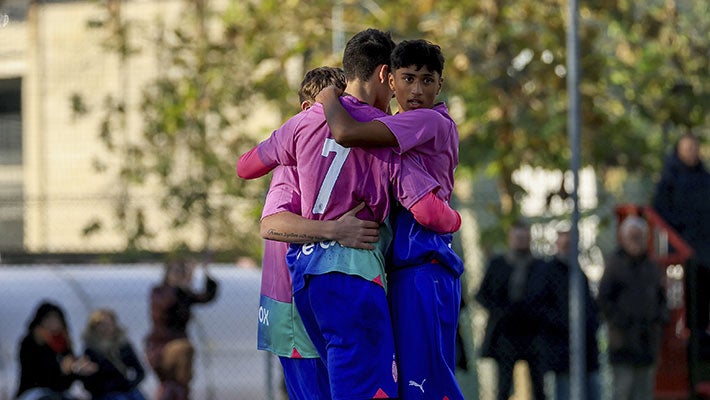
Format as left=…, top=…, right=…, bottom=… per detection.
left=81, top=309, right=146, bottom=400
left=16, top=301, right=98, bottom=400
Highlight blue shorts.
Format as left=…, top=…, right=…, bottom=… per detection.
left=388, top=264, right=464, bottom=400
left=280, top=356, right=331, bottom=400
left=294, top=272, right=398, bottom=400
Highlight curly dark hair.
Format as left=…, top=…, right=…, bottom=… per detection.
left=391, top=39, right=445, bottom=76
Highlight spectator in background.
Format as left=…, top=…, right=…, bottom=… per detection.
left=81, top=309, right=146, bottom=400
left=598, top=216, right=668, bottom=400
left=652, top=133, right=710, bottom=263
left=475, top=220, right=548, bottom=400
left=16, top=301, right=98, bottom=400
left=144, top=259, right=219, bottom=400
left=542, top=229, right=601, bottom=400
left=652, top=133, right=710, bottom=333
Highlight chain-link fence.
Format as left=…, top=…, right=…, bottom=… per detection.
left=1, top=202, right=703, bottom=400
left=0, top=264, right=289, bottom=400
left=2, top=1, right=706, bottom=397
left=3, top=178, right=699, bottom=400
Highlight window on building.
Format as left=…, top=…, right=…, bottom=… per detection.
left=0, top=77, right=23, bottom=252
left=0, top=78, right=22, bottom=165
left=1, top=0, right=30, bottom=22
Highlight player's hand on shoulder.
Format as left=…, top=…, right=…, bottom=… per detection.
left=315, top=85, right=343, bottom=104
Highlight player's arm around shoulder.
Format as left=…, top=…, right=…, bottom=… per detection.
left=316, top=86, right=397, bottom=148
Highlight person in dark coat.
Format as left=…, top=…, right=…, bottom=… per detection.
left=598, top=216, right=668, bottom=400
left=144, top=259, right=219, bottom=400
left=652, top=133, right=710, bottom=264
left=475, top=220, right=549, bottom=400
left=16, top=301, right=98, bottom=400
left=652, top=133, right=710, bottom=335
left=81, top=309, right=146, bottom=400
left=542, top=229, right=601, bottom=400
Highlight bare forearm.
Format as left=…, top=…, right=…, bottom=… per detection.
left=318, top=87, right=396, bottom=147
left=261, top=206, right=379, bottom=250
left=261, top=212, right=335, bottom=243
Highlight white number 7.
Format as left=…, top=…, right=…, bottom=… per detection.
left=312, top=138, right=350, bottom=214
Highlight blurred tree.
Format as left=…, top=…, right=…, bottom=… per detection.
left=74, top=0, right=709, bottom=257
left=349, top=0, right=709, bottom=251
left=73, top=0, right=345, bottom=259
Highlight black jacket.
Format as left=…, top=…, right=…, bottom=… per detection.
left=16, top=333, right=76, bottom=398
left=598, top=248, right=668, bottom=365
left=541, top=256, right=601, bottom=373
left=475, top=252, right=549, bottom=360
left=652, top=151, right=710, bottom=264
left=81, top=342, right=145, bottom=399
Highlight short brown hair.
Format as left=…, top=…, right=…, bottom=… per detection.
left=298, top=67, right=346, bottom=104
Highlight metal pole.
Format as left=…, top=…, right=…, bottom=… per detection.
left=566, top=0, right=586, bottom=399
left=331, top=0, right=344, bottom=56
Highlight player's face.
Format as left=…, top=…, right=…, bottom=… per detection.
left=389, top=65, right=442, bottom=112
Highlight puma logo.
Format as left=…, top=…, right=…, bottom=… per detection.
left=408, top=379, right=426, bottom=393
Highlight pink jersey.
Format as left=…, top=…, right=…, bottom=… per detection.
left=375, top=102, right=458, bottom=201
left=258, top=166, right=320, bottom=358
left=260, top=166, right=300, bottom=302
left=256, top=95, right=438, bottom=221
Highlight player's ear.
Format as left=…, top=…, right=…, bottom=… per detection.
left=301, top=100, right=312, bottom=111
left=378, top=64, right=389, bottom=84
left=388, top=73, right=396, bottom=91
left=437, top=77, right=443, bottom=95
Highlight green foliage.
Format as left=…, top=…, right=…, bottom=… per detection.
left=76, top=0, right=709, bottom=256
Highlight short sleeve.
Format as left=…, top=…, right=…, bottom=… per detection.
left=375, top=108, right=443, bottom=154
left=261, top=166, right=301, bottom=219
left=393, top=153, right=440, bottom=210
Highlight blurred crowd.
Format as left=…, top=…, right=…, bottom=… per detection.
left=14, top=259, right=218, bottom=400
left=474, top=132, right=708, bottom=400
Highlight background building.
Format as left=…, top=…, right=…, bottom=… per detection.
left=0, top=0, right=194, bottom=256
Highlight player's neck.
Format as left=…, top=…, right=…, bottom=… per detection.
left=344, top=81, right=387, bottom=112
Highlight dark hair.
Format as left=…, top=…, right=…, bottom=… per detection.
left=391, top=39, right=445, bottom=76
left=162, top=258, right=191, bottom=285
left=28, top=301, right=68, bottom=332
left=342, top=28, right=396, bottom=82
left=298, top=67, right=346, bottom=104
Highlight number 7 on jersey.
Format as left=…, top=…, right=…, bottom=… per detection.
left=312, top=138, right=350, bottom=214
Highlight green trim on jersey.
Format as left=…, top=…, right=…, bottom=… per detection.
left=288, top=223, right=393, bottom=293
left=257, top=295, right=319, bottom=358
